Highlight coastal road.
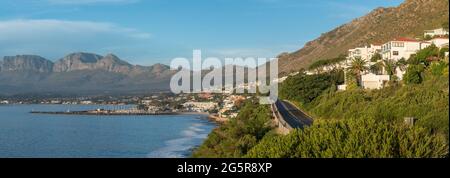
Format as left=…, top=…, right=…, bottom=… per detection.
left=274, top=100, right=313, bottom=129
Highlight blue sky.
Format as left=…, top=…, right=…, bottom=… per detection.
left=0, top=0, right=403, bottom=65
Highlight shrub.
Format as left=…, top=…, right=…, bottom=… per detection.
left=247, top=118, right=449, bottom=158
left=404, top=64, right=425, bottom=84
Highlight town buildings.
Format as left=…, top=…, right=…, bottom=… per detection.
left=182, top=101, right=218, bottom=113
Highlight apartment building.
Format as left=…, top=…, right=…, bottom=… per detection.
left=424, top=28, right=449, bottom=37
left=348, top=44, right=382, bottom=62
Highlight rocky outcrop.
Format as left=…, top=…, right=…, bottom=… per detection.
left=52, top=52, right=104, bottom=72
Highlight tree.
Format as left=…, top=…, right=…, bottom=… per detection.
left=345, top=72, right=358, bottom=90
left=370, top=53, right=382, bottom=62
left=279, top=73, right=337, bottom=104
left=403, top=64, right=425, bottom=84
left=347, top=57, right=368, bottom=86
left=414, top=44, right=440, bottom=67
left=370, top=62, right=383, bottom=75
left=396, top=58, right=408, bottom=71
left=383, top=59, right=397, bottom=81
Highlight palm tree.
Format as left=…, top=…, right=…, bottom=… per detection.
left=396, top=58, right=408, bottom=71
left=383, top=59, right=397, bottom=78
left=348, top=57, right=368, bottom=86
left=370, top=61, right=383, bottom=75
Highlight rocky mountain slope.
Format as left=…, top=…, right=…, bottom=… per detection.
left=279, top=0, right=449, bottom=74
left=0, top=55, right=54, bottom=73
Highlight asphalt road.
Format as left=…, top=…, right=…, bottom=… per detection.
left=275, top=100, right=313, bottom=129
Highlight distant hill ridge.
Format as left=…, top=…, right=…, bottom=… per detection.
left=278, top=0, right=449, bottom=73
left=0, top=52, right=175, bottom=95
left=0, top=52, right=170, bottom=75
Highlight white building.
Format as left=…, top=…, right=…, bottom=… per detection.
left=348, top=44, right=382, bottom=62
left=427, top=37, right=449, bottom=48
left=381, top=38, right=425, bottom=61
left=361, top=73, right=390, bottom=90
left=424, top=28, right=449, bottom=38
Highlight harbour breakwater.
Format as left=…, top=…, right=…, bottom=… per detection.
left=30, top=109, right=226, bottom=123
left=30, top=110, right=179, bottom=116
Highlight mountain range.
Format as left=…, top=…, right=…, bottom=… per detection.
left=278, top=0, right=449, bottom=74
left=0, top=53, right=175, bottom=96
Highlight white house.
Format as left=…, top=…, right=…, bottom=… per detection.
left=361, top=73, right=390, bottom=90
left=424, top=28, right=449, bottom=37
left=427, top=37, right=449, bottom=48
left=381, top=38, right=425, bottom=61
left=348, top=44, right=382, bottom=62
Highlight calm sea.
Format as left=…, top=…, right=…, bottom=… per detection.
left=0, top=104, right=215, bottom=158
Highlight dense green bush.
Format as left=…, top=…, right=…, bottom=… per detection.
left=404, top=64, right=425, bottom=84
left=279, top=71, right=343, bottom=105
left=413, top=44, right=440, bottom=67
left=429, top=61, right=448, bottom=76
left=247, top=118, right=448, bottom=158
left=192, top=101, right=273, bottom=158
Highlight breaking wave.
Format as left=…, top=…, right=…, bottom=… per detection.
left=147, top=122, right=212, bottom=158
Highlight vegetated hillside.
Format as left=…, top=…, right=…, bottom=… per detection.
left=279, top=0, right=449, bottom=74
left=194, top=45, right=449, bottom=158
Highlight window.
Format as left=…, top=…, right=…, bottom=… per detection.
left=393, top=51, right=399, bottom=56
left=392, top=42, right=404, bottom=47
